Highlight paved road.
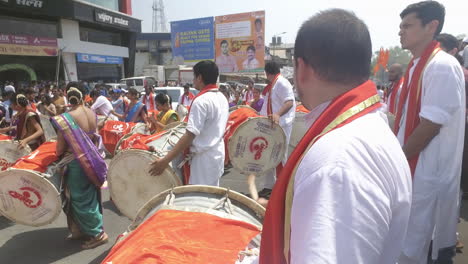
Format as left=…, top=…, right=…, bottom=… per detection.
left=0, top=169, right=467, bottom=263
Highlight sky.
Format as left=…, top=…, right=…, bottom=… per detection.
left=132, top=0, right=466, bottom=52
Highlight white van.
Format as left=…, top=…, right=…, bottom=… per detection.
left=120, top=76, right=158, bottom=93
left=154, top=87, right=199, bottom=110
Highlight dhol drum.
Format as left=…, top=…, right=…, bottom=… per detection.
left=0, top=140, right=31, bottom=171
left=226, top=107, right=286, bottom=175
left=102, top=185, right=264, bottom=264
left=100, top=120, right=150, bottom=156
left=0, top=141, right=61, bottom=226
left=39, top=115, right=57, bottom=142
left=288, top=105, right=310, bottom=157
left=107, top=149, right=182, bottom=220
left=229, top=105, right=256, bottom=113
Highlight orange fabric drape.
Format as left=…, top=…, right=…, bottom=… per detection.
left=99, top=120, right=136, bottom=154
left=12, top=141, right=58, bottom=173
left=101, top=209, right=261, bottom=264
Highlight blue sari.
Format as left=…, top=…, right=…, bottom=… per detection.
left=125, top=102, right=145, bottom=123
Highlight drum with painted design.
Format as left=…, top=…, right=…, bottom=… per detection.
left=0, top=140, right=31, bottom=171
left=227, top=116, right=286, bottom=175
left=106, top=185, right=264, bottom=263
left=107, top=149, right=182, bottom=220
left=0, top=142, right=60, bottom=226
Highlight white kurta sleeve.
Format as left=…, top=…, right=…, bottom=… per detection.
left=420, top=61, right=464, bottom=125
left=276, top=79, right=295, bottom=103
left=186, top=99, right=207, bottom=136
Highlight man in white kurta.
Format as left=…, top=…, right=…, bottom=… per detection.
left=398, top=51, right=466, bottom=263
left=260, top=74, right=295, bottom=189
left=186, top=90, right=229, bottom=186
left=291, top=105, right=412, bottom=264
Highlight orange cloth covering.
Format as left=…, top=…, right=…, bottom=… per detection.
left=224, top=107, right=259, bottom=165
left=12, top=141, right=58, bottom=173
left=296, top=104, right=310, bottom=113
left=0, top=134, right=12, bottom=140
left=118, top=129, right=166, bottom=151
left=99, top=120, right=136, bottom=154
left=101, top=209, right=261, bottom=264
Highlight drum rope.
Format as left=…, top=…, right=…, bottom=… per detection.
left=209, top=190, right=234, bottom=215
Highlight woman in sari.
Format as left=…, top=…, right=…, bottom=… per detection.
left=37, top=94, right=57, bottom=117
left=52, top=82, right=108, bottom=249
left=121, top=88, right=148, bottom=123
left=10, top=93, right=44, bottom=150
left=249, top=86, right=264, bottom=112
left=149, top=93, right=179, bottom=133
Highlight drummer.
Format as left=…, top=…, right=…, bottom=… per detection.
left=11, top=93, right=44, bottom=150
left=148, top=93, right=179, bottom=133
left=178, top=84, right=195, bottom=108
left=150, top=60, right=229, bottom=186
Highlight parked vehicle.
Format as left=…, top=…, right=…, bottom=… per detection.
left=120, top=76, right=158, bottom=93
left=154, top=87, right=199, bottom=110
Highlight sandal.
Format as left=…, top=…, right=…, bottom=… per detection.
left=66, top=233, right=87, bottom=241
left=81, top=232, right=109, bottom=250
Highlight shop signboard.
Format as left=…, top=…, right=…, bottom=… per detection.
left=76, top=53, right=123, bottom=64
left=0, top=34, right=58, bottom=56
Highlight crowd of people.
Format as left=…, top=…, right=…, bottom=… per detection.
left=1, top=0, right=468, bottom=263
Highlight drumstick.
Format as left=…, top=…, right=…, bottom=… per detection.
left=247, top=173, right=259, bottom=201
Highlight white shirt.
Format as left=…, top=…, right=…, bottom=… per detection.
left=260, top=75, right=296, bottom=127
left=397, top=51, right=466, bottom=262
left=291, top=107, right=412, bottom=264
left=186, top=90, right=229, bottom=186
left=140, top=93, right=157, bottom=111
left=1, top=100, right=12, bottom=122
left=243, top=90, right=254, bottom=104
left=91, top=95, right=114, bottom=117
left=463, top=45, right=468, bottom=68
left=178, top=93, right=193, bottom=107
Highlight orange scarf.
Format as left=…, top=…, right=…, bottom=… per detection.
left=259, top=80, right=381, bottom=264
left=142, top=93, right=156, bottom=110
left=183, top=84, right=218, bottom=184
left=262, top=74, right=281, bottom=115
left=393, top=40, right=441, bottom=176
left=388, top=77, right=404, bottom=114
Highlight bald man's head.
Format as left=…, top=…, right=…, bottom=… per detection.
left=388, top=64, right=403, bottom=82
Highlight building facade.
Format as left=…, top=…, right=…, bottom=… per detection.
left=0, top=0, right=140, bottom=84
left=134, top=33, right=172, bottom=76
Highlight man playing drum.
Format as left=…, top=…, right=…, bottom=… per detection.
left=150, top=60, right=229, bottom=186
left=260, top=9, right=412, bottom=264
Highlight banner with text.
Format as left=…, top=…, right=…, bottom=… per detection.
left=170, top=17, right=214, bottom=66
left=0, top=34, right=58, bottom=56
left=215, top=11, right=265, bottom=73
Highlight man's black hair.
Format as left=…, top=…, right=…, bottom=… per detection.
left=193, top=60, right=219, bottom=85
left=264, top=61, right=280, bottom=75
left=400, top=1, right=445, bottom=37
left=294, top=9, right=371, bottom=85
left=436, top=33, right=458, bottom=51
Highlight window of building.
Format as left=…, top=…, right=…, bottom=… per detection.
left=0, top=16, right=59, bottom=38
left=81, top=0, right=119, bottom=11
left=80, top=26, right=122, bottom=46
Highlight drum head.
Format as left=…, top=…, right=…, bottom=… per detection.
left=131, top=185, right=265, bottom=247
left=0, top=140, right=31, bottom=171
left=228, top=117, right=286, bottom=175
left=289, top=111, right=308, bottom=151
left=176, top=105, right=188, bottom=120
left=146, top=124, right=186, bottom=154
left=40, top=115, right=57, bottom=141
left=108, top=150, right=182, bottom=220
left=0, top=169, right=61, bottom=226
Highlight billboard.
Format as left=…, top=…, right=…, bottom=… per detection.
left=170, top=17, right=214, bottom=66
left=215, top=11, right=265, bottom=73
left=77, top=53, right=123, bottom=64
left=0, top=34, right=58, bottom=56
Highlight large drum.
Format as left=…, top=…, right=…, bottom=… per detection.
left=100, top=120, right=150, bottom=155
left=176, top=104, right=188, bottom=121
left=0, top=142, right=61, bottom=226
left=39, top=115, right=57, bottom=141
left=288, top=105, right=310, bottom=157
left=107, top=150, right=182, bottom=220
left=225, top=107, right=286, bottom=175
left=102, top=186, right=264, bottom=264
left=0, top=140, right=31, bottom=171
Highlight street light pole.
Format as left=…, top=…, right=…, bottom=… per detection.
left=272, top=32, right=286, bottom=61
